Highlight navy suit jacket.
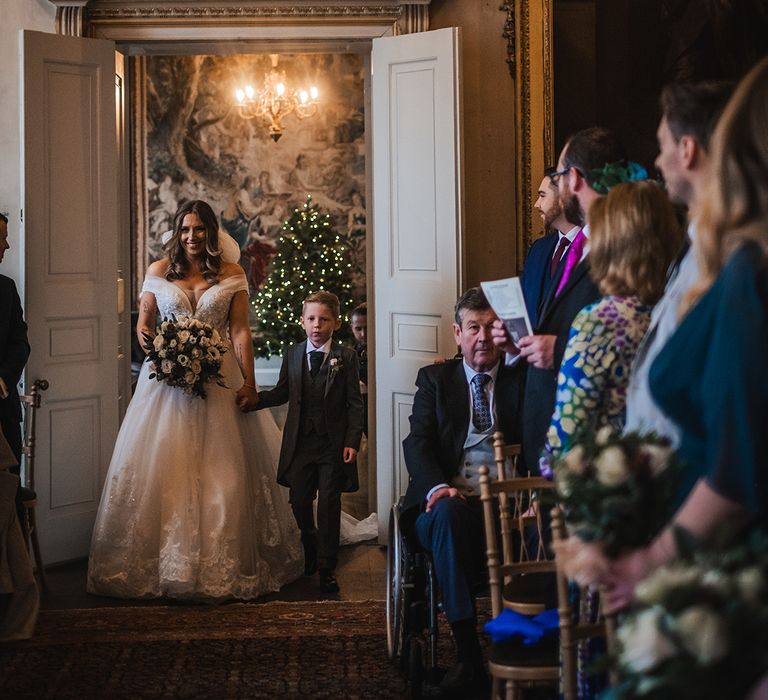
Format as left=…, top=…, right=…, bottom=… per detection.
left=401, top=358, right=525, bottom=519
left=522, top=258, right=601, bottom=472
left=520, top=232, right=559, bottom=329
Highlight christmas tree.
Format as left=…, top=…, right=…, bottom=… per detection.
left=252, top=195, right=356, bottom=358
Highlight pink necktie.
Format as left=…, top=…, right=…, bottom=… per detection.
left=555, top=229, right=586, bottom=297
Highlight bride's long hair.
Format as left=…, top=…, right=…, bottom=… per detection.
left=165, top=200, right=223, bottom=283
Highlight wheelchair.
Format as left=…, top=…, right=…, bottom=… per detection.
left=386, top=498, right=440, bottom=699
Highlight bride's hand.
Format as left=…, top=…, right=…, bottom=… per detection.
left=236, top=384, right=259, bottom=411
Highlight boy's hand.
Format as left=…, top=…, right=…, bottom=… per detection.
left=236, top=384, right=259, bottom=411
left=343, top=447, right=357, bottom=463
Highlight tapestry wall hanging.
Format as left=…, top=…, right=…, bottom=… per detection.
left=142, top=53, right=367, bottom=300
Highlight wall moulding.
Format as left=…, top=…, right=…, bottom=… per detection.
left=501, top=0, right=554, bottom=266
left=50, top=2, right=431, bottom=39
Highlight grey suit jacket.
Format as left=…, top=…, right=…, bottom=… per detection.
left=256, top=340, right=364, bottom=491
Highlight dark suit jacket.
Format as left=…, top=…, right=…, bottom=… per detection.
left=401, top=358, right=525, bottom=518
left=257, top=340, right=364, bottom=492
left=520, top=232, right=559, bottom=329
left=0, top=275, right=30, bottom=461
left=522, top=258, right=601, bottom=472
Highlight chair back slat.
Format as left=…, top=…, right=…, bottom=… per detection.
left=479, top=463, right=556, bottom=620
left=551, top=506, right=617, bottom=699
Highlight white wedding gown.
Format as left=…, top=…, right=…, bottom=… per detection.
left=87, top=273, right=306, bottom=600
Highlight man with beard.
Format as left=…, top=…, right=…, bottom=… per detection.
left=521, top=168, right=582, bottom=328
left=624, top=81, right=732, bottom=446
left=493, top=127, right=623, bottom=472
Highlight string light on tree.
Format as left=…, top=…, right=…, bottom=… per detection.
left=252, top=194, right=356, bottom=358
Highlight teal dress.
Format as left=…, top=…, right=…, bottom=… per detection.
left=649, top=241, right=768, bottom=517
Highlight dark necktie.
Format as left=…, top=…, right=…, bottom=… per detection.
left=471, top=373, right=492, bottom=432
left=550, top=236, right=571, bottom=279
left=309, top=350, right=324, bottom=377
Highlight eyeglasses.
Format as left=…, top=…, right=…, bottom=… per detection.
left=548, top=166, right=573, bottom=182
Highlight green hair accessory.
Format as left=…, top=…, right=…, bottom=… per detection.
left=587, top=160, right=648, bottom=195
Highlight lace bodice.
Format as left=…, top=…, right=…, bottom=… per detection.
left=141, top=273, right=249, bottom=333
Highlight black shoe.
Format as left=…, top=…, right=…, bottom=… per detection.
left=302, top=537, right=318, bottom=577
left=319, top=569, right=340, bottom=593
left=439, top=661, right=489, bottom=698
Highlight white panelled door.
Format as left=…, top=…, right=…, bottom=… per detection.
left=22, top=30, right=120, bottom=563
left=372, top=28, right=464, bottom=542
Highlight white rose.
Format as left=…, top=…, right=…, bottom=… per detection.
left=640, top=444, right=672, bottom=476
left=199, top=337, right=210, bottom=348
left=161, top=359, right=173, bottom=374
left=160, top=321, right=169, bottom=332
left=178, top=354, right=190, bottom=366
left=618, top=608, right=676, bottom=673
left=635, top=565, right=702, bottom=604
left=207, top=347, right=221, bottom=361
left=675, top=606, right=728, bottom=665
left=594, top=446, right=629, bottom=487
left=184, top=370, right=195, bottom=385
left=169, top=339, right=177, bottom=348
left=178, top=330, right=190, bottom=343
left=191, top=360, right=202, bottom=374
left=736, top=567, right=764, bottom=604
left=563, top=445, right=586, bottom=475
left=595, top=425, right=614, bottom=446
left=190, top=347, right=201, bottom=358
left=158, top=349, right=167, bottom=358
left=152, top=334, right=164, bottom=351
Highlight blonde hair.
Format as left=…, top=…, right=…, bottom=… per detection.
left=588, top=181, right=683, bottom=305
left=686, top=56, right=768, bottom=314
left=302, top=290, right=340, bottom=318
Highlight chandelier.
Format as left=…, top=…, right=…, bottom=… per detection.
left=234, top=54, right=320, bottom=142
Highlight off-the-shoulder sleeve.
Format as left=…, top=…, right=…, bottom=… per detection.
left=219, top=271, right=249, bottom=295
left=141, top=274, right=165, bottom=296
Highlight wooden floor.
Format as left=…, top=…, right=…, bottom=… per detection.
left=40, top=541, right=387, bottom=611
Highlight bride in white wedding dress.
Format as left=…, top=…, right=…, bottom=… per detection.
left=87, top=200, right=306, bottom=600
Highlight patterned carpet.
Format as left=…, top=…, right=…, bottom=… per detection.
left=0, top=600, right=420, bottom=699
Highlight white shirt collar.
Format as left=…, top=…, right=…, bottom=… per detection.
left=559, top=225, right=581, bottom=243
left=462, top=360, right=499, bottom=385
left=306, top=338, right=332, bottom=354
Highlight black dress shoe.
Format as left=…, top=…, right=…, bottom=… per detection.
left=439, top=661, right=489, bottom=698
left=319, top=569, right=340, bottom=593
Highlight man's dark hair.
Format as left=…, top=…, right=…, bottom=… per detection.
left=0, top=213, right=8, bottom=225
left=660, top=81, right=734, bottom=151
left=561, top=127, right=626, bottom=177
left=351, top=301, right=367, bottom=319
left=454, top=287, right=491, bottom=325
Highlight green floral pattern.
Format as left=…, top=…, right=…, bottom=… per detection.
left=546, top=296, right=651, bottom=458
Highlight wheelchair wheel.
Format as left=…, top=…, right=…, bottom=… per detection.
left=386, top=504, right=405, bottom=661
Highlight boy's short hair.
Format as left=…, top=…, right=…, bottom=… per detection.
left=454, top=287, right=491, bottom=325
left=302, top=290, right=340, bottom=318
left=351, top=302, right=367, bottom=319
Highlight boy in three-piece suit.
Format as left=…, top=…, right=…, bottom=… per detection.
left=254, top=291, right=364, bottom=593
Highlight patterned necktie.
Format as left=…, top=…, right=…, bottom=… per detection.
left=555, top=229, right=586, bottom=297
left=471, top=373, right=492, bottom=432
left=309, top=350, right=324, bottom=377
left=550, top=236, right=571, bottom=279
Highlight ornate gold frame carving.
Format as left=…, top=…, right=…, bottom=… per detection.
left=501, top=0, right=554, bottom=270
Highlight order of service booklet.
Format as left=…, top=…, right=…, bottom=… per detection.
left=480, top=277, right=533, bottom=344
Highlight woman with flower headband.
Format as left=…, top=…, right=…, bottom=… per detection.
left=602, top=56, right=768, bottom=614
left=87, top=199, right=304, bottom=600
left=542, top=178, right=683, bottom=472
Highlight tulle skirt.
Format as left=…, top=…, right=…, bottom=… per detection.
left=87, top=352, right=304, bottom=600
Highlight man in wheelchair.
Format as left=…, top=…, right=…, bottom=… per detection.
left=401, top=287, right=525, bottom=697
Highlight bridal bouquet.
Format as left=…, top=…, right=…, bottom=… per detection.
left=143, top=315, right=228, bottom=399
left=605, top=530, right=768, bottom=700
left=553, top=428, right=680, bottom=559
